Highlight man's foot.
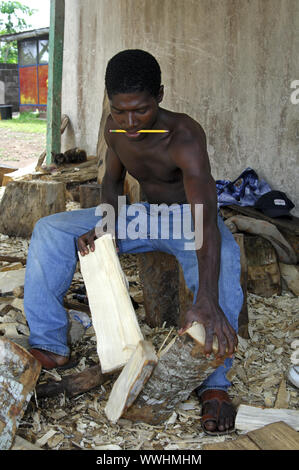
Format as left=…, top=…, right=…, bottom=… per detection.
left=199, top=389, right=236, bottom=435
left=29, top=348, right=78, bottom=370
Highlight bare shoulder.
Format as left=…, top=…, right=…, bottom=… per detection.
left=168, top=111, right=206, bottom=147
left=165, top=111, right=209, bottom=172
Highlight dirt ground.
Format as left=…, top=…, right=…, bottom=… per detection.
left=0, top=127, right=45, bottom=169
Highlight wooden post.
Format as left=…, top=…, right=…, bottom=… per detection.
left=46, top=0, right=65, bottom=164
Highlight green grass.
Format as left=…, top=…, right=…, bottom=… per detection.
left=0, top=111, right=47, bottom=134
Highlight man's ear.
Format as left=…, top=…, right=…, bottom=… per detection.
left=157, top=85, right=164, bottom=104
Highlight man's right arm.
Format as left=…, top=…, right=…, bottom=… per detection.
left=78, top=122, right=125, bottom=256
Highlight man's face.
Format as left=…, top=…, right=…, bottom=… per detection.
left=109, top=88, right=163, bottom=140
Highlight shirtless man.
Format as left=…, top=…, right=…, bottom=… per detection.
left=25, top=50, right=243, bottom=435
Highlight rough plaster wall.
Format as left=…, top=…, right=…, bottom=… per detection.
left=62, top=0, right=299, bottom=215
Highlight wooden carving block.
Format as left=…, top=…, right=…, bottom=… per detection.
left=105, top=340, right=158, bottom=424
left=0, top=180, right=66, bottom=238
left=79, top=183, right=102, bottom=208
left=78, top=234, right=144, bottom=373
left=0, top=338, right=41, bottom=450
left=123, top=322, right=228, bottom=425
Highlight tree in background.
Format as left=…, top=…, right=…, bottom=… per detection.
left=0, top=1, right=36, bottom=63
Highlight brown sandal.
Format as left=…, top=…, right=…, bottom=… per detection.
left=200, top=389, right=236, bottom=435
left=29, top=348, right=78, bottom=370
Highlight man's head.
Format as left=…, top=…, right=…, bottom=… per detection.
left=105, top=50, right=164, bottom=139
left=105, top=49, right=162, bottom=99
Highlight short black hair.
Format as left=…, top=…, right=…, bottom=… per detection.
left=105, top=49, right=161, bottom=99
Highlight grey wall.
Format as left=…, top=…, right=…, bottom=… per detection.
left=0, top=64, right=19, bottom=112
left=61, top=0, right=299, bottom=215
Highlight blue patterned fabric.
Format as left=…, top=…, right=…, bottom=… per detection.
left=216, top=167, right=272, bottom=207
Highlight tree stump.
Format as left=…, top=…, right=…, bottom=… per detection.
left=138, top=252, right=181, bottom=328
left=0, top=180, right=66, bottom=238
left=244, top=235, right=281, bottom=297
left=79, top=183, right=102, bottom=208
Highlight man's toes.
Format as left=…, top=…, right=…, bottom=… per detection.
left=203, top=419, right=217, bottom=433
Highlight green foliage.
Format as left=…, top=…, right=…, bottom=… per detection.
left=0, top=1, right=36, bottom=63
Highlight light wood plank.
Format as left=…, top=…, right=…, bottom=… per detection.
left=78, top=234, right=143, bottom=373
left=248, top=421, right=299, bottom=450
left=235, top=404, right=299, bottom=432
left=203, top=435, right=260, bottom=450
left=105, top=340, right=157, bottom=424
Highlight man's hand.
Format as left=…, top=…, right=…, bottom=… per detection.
left=178, top=296, right=238, bottom=359
left=78, top=227, right=119, bottom=256
left=78, top=228, right=97, bottom=256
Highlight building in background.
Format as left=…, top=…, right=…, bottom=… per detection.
left=0, top=28, right=49, bottom=113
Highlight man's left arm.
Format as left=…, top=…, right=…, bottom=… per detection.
left=172, top=129, right=238, bottom=358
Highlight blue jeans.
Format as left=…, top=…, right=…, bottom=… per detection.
left=24, top=203, right=243, bottom=395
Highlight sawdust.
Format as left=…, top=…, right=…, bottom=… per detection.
left=0, top=202, right=298, bottom=450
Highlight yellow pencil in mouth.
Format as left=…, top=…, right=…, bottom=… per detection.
left=109, top=129, right=169, bottom=133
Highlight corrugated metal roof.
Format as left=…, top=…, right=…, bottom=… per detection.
left=0, top=28, right=49, bottom=42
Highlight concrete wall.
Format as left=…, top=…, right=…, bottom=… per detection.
left=0, top=64, right=19, bottom=112
left=61, top=0, right=299, bottom=215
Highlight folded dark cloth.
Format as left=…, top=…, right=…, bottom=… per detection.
left=216, top=167, right=272, bottom=207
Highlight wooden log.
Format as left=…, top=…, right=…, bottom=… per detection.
left=105, top=340, right=158, bottom=424
left=79, top=183, right=102, bottom=208
left=225, top=215, right=297, bottom=264
left=36, top=365, right=105, bottom=398
left=244, top=235, right=281, bottom=297
left=0, top=337, right=41, bottom=450
left=78, top=234, right=143, bottom=373
left=138, top=252, right=181, bottom=328
left=0, top=180, right=66, bottom=238
left=123, top=323, right=228, bottom=425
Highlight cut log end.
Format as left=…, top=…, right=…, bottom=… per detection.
left=105, top=340, right=157, bottom=424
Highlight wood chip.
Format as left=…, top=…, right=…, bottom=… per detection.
left=36, top=429, right=57, bottom=447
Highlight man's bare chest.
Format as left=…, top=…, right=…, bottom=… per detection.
left=115, top=141, right=180, bottom=184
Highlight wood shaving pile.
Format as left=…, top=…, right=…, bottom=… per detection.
left=0, top=203, right=298, bottom=450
